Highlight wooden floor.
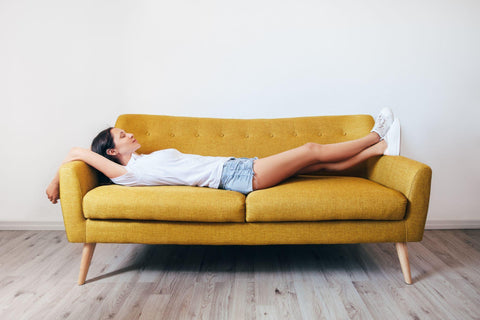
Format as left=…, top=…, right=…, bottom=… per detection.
left=0, top=230, right=479, bottom=320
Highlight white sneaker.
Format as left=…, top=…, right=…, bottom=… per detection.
left=371, top=108, right=395, bottom=140
left=384, top=118, right=401, bottom=156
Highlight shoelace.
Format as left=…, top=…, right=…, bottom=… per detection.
left=375, top=114, right=386, bottom=130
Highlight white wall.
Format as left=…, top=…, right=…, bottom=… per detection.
left=1, top=0, right=479, bottom=228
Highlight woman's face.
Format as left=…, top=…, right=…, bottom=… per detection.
left=109, top=127, right=141, bottom=156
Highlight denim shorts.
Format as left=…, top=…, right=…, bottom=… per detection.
left=218, top=157, right=257, bottom=194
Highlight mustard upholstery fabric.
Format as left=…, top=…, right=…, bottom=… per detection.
left=246, top=176, right=407, bottom=222
left=84, top=185, right=246, bottom=222
left=59, top=161, right=99, bottom=242
left=86, top=220, right=406, bottom=245
left=366, top=155, right=432, bottom=241
left=58, top=114, right=432, bottom=245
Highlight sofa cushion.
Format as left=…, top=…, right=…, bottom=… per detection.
left=83, top=185, right=246, bottom=222
left=246, top=176, right=407, bottom=222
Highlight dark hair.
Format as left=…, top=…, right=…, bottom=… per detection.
left=91, top=127, right=122, bottom=165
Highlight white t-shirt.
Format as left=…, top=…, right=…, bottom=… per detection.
left=111, top=149, right=231, bottom=188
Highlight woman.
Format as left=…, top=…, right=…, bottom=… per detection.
left=46, top=108, right=400, bottom=204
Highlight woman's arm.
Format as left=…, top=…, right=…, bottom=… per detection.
left=46, top=147, right=127, bottom=204
left=66, top=147, right=127, bottom=178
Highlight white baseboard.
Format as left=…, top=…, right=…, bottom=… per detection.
left=0, top=220, right=479, bottom=231
left=0, top=221, right=65, bottom=230
left=425, top=220, right=480, bottom=230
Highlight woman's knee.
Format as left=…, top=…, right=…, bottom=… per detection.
left=304, top=142, right=320, bottom=151
left=303, top=142, right=324, bottom=159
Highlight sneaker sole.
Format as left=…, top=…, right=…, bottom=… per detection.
left=385, top=118, right=401, bottom=156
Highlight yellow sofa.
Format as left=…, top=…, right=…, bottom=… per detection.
left=59, top=114, right=432, bottom=285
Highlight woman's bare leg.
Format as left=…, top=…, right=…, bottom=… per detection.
left=252, top=132, right=380, bottom=190
left=297, top=140, right=387, bottom=174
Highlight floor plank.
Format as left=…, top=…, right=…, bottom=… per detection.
left=1, top=230, right=480, bottom=319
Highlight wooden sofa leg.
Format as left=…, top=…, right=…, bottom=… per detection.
left=395, top=242, right=412, bottom=284
left=78, top=243, right=96, bottom=285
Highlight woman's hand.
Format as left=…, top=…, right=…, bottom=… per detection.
left=46, top=178, right=60, bottom=204
left=46, top=147, right=80, bottom=204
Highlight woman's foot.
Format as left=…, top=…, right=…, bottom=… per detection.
left=371, top=108, right=395, bottom=140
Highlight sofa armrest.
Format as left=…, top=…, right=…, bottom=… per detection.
left=366, top=155, right=432, bottom=241
left=59, top=161, right=100, bottom=243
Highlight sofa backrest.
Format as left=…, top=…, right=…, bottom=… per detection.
left=115, top=114, right=374, bottom=176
